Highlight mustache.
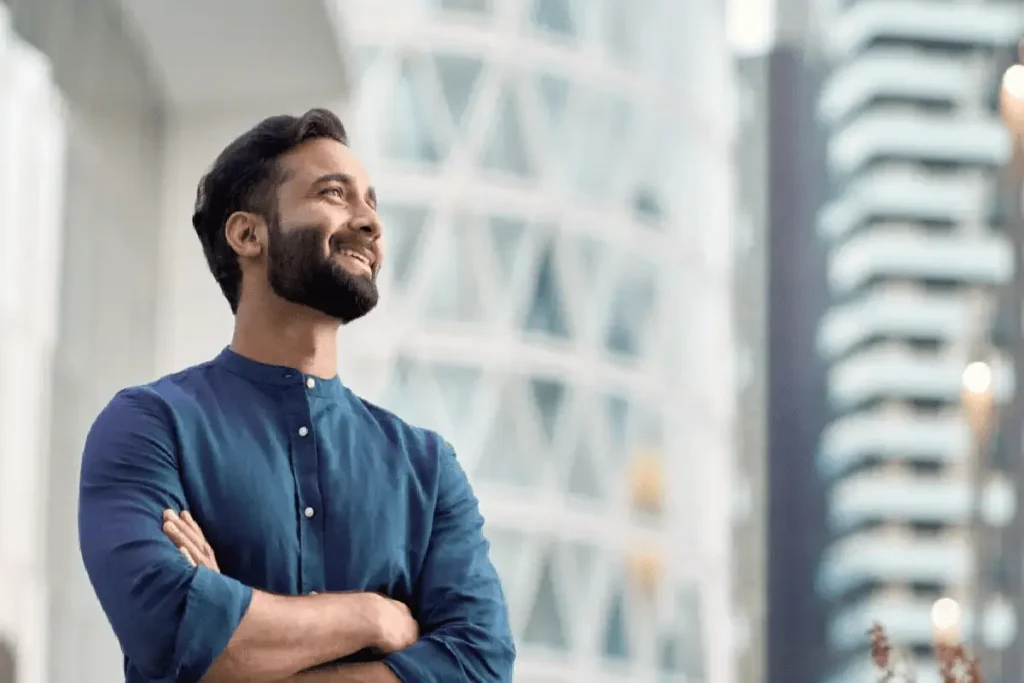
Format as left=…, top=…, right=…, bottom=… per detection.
left=328, top=231, right=375, bottom=256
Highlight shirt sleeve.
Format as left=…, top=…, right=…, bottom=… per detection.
left=77, top=387, right=253, bottom=683
left=383, top=439, right=516, bottom=683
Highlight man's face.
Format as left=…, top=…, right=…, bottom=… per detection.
left=265, top=138, right=383, bottom=324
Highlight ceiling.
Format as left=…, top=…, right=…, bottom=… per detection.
left=116, top=0, right=351, bottom=111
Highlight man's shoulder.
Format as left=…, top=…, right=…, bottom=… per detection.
left=98, top=359, right=220, bottom=425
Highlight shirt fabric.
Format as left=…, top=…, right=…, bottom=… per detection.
left=78, top=348, right=515, bottom=683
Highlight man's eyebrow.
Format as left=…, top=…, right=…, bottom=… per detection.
left=312, top=173, right=353, bottom=186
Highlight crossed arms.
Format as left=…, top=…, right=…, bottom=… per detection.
left=77, top=389, right=515, bottom=683
left=161, top=510, right=416, bottom=683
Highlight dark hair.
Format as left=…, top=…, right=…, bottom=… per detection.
left=192, top=108, right=349, bottom=313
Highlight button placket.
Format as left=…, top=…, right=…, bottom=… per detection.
left=291, top=380, right=326, bottom=595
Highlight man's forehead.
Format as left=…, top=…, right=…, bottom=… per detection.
left=280, top=138, right=371, bottom=187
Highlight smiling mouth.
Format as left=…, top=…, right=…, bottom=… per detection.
left=337, top=248, right=374, bottom=272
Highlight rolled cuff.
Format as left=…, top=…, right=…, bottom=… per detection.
left=384, top=637, right=461, bottom=683
left=168, top=566, right=253, bottom=683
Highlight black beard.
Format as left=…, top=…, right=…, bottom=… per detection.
left=266, top=215, right=379, bottom=324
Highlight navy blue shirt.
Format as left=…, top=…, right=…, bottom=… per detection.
left=78, top=348, right=514, bottom=683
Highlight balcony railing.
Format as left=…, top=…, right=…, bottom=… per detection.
left=828, top=344, right=1012, bottom=409
left=829, top=591, right=1016, bottom=651
left=818, top=408, right=968, bottom=477
left=818, top=167, right=989, bottom=242
left=829, top=470, right=1016, bottom=532
left=818, top=289, right=972, bottom=358
left=820, top=49, right=977, bottom=125
left=829, top=109, right=1009, bottom=176
left=818, top=529, right=967, bottom=599
left=827, top=224, right=1011, bottom=295
left=824, top=0, right=1024, bottom=60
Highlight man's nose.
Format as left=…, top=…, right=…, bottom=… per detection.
left=351, top=212, right=382, bottom=239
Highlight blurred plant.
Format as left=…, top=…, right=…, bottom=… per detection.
left=869, top=623, right=915, bottom=682
left=869, top=623, right=983, bottom=683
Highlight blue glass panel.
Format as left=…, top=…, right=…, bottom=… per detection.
left=605, top=394, right=629, bottom=457
left=384, top=58, right=442, bottom=162
left=376, top=203, right=428, bottom=293
left=475, top=383, right=539, bottom=486
left=537, top=73, right=570, bottom=122
left=433, top=53, right=483, bottom=126
left=523, top=549, right=569, bottom=649
left=524, top=237, right=570, bottom=337
left=481, top=88, right=532, bottom=177
left=486, top=214, right=527, bottom=284
left=606, top=266, right=656, bottom=357
left=677, top=586, right=705, bottom=675
left=529, top=377, right=566, bottom=443
left=439, top=0, right=491, bottom=12
left=531, top=0, right=576, bottom=37
left=602, top=580, right=630, bottom=659
left=566, top=440, right=603, bottom=500
left=425, top=216, right=484, bottom=322
left=431, top=362, right=481, bottom=447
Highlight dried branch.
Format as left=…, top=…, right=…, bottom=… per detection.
left=869, top=623, right=984, bottom=683
left=869, top=623, right=913, bottom=682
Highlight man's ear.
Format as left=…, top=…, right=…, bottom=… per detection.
left=224, top=211, right=266, bottom=259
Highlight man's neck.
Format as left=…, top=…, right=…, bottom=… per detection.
left=231, top=296, right=341, bottom=379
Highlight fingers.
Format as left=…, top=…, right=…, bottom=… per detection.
left=180, top=511, right=215, bottom=557
left=162, top=509, right=218, bottom=571
left=163, top=512, right=203, bottom=562
left=165, top=510, right=207, bottom=553
left=180, top=545, right=197, bottom=567
left=180, top=510, right=207, bottom=542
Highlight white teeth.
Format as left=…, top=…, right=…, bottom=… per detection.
left=341, top=249, right=370, bottom=266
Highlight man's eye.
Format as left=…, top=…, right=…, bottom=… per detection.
left=321, top=186, right=344, bottom=198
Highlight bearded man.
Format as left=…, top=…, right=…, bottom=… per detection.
left=77, top=109, right=515, bottom=683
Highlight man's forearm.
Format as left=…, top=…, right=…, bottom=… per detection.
left=202, top=590, right=381, bottom=683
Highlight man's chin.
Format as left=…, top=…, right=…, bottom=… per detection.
left=314, top=292, right=379, bottom=325
left=268, top=269, right=378, bottom=324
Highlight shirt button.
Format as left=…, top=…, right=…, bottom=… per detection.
left=298, top=426, right=309, bottom=437
left=306, top=377, right=315, bottom=389
left=304, top=506, right=315, bottom=519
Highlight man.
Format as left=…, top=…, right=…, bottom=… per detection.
left=77, top=109, right=515, bottom=683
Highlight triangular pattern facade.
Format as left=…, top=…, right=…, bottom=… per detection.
left=336, top=1, right=735, bottom=681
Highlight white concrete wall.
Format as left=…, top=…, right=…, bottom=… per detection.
left=0, top=7, right=66, bottom=683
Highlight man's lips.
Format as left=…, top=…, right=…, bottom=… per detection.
left=335, top=248, right=374, bottom=274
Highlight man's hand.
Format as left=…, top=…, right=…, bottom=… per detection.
left=163, top=509, right=220, bottom=572
left=367, top=594, right=419, bottom=654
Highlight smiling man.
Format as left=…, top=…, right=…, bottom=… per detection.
left=77, top=109, right=515, bottom=683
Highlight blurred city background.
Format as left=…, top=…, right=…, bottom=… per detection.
left=2, top=0, right=1024, bottom=682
